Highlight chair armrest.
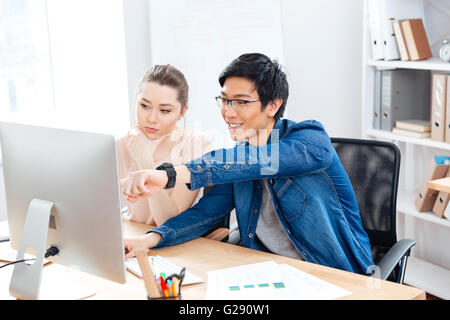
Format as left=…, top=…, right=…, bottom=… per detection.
left=204, top=227, right=230, bottom=241
left=376, top=239, right=416, bottom=281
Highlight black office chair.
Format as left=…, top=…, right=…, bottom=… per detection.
left=331, top=137, right=416, bottom=283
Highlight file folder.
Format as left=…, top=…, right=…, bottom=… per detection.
left=445, top=75, right=450, bottom=143
left=377, top=0, right=425, bottom=61
left=431, top=73, right=448, bottom=142
left=367, top=0, right=384, bottom=60
left=401, top=18, right=432, bottom=61
left=380, top=69, right=431, bottom=132
left=415, top=158, right=449, bottom=212
left=432, top=191, right=450, bottom=218
left=392, top=20, right=409, bottom=61
left=373, top=70, right=382, bottom=129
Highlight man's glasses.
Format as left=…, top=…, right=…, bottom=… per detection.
left=215, top=96, right=260, bottom=112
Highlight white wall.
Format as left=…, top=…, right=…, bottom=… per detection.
left=122, top=0, right=152, bottom=128
left=281, top=0, right=363, bottom=138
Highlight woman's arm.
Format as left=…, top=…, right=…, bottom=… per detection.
left=145, top=183, right=200, bottom=226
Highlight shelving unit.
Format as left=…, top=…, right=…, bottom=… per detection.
left=367, top=128, right=450, bottom=151
left=362, top=0, right=450, bottom=299
left=368, top=57, right=450, bottom=71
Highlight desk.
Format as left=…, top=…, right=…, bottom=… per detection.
left=1, top=219, right=425, bottom=300
left=108, top=219, right=424, bottom=300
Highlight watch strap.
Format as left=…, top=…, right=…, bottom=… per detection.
left=155, top=162, right=176, bottom=189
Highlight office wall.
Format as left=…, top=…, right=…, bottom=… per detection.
left=147, top=0, right=285, bottom=149
left=280, top=0, right=363, bottom=138
left=138, top=0, right=363, bottom=138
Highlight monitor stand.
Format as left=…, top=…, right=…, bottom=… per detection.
left=9, top=199, right=54, bottom=300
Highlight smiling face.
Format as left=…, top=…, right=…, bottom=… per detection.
left=220, top=76, right=281, bottom=146
left=136, top=82, right=187, bottom=140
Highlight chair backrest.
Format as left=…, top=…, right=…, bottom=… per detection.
left=331, top=137, right=401, bottom=266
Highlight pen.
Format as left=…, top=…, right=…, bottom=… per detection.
left=160, top=275, right=169, bottom=298
left=172, top=278, right=178, bottom=297
left=167, top=279, right=172, bottom=297
left=155, top=275, right=162, bottom=295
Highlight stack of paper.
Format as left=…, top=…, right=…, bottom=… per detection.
left=206, top=261, right=351, bottom=300
left=392, top=119, right=431, bottom=139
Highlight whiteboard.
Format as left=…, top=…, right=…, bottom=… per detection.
left=149, top=0, right=285, bottom=148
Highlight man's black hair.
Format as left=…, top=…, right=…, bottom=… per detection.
left=218, top=53, right=289, bottom=121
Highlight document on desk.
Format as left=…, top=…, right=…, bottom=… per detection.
left=206, top=261, right=351, bottom=300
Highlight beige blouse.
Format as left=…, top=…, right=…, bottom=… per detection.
left=117, top=126, right=213, bottom=225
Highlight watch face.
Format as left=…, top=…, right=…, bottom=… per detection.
left=440, top=41, right=450, bottom=62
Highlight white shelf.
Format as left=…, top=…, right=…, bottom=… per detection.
left=366, top=129, right=450, bottom=151
left=397, top=190, right=450, bottom=228
left=362, top=0, right=450, bottom=299
left=368, top=57, right=450, bottom=72
left=404, top=256, right=450, bottom=300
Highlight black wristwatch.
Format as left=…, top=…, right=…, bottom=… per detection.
left=155, top=162, right=176, bottom=189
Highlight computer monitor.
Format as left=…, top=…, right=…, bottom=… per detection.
left=0, top=121, right=126, bottom=299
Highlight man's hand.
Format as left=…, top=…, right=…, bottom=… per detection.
left=124, top=232, right=162, bottom=259
left=120, top=169, right=168, bottom=202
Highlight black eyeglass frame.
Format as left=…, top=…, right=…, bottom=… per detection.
left=215, top=96, right=260, bottom=111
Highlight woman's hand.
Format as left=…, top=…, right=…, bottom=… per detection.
left=124, top=232, right=162, bottom=259
left=120, top=169, right=168, bottom=202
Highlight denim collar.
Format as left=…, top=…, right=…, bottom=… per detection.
left=238, top=118, right=285, bottom=147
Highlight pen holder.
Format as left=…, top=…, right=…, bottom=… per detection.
left=146, top=274, right=183, bottom=300
left=135, top=250, right=183, bottom=300
left=147, top=296, right=181, bottom=300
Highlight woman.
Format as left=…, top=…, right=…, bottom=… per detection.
left=118, top=64, right=212, bottom=226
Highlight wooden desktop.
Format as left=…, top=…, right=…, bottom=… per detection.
left=0, top=218, right=425, bottom=300
left=113, top=219, right=425, bottom=300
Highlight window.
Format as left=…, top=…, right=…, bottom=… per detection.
left=0, top=0, right=54, bottom=116
left=0, top=0, right=130, bottom=136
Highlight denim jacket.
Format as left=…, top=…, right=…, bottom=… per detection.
left=150, top=119, right=374, bottom=275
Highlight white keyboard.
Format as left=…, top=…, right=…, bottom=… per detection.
left=126, top=255, right=204, bottom=285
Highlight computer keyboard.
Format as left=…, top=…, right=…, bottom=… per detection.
left=126, top=255, right=204, bottom=285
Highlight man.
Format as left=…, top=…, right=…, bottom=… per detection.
left=122, top=53, right=374, bottom=274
